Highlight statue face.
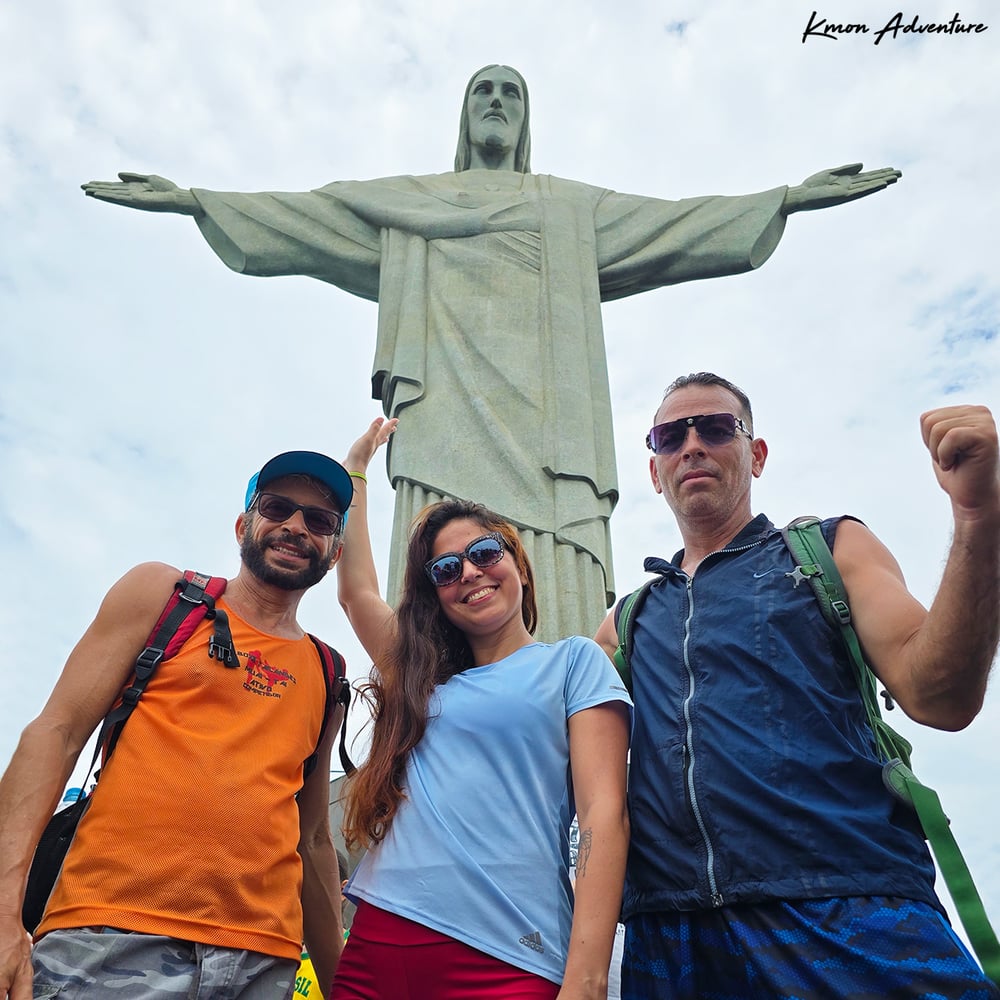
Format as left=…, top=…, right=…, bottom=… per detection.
left=465, top=66, right=525, bottom=157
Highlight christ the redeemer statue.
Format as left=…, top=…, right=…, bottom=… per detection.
left=83, top=64, right=900, bottom=642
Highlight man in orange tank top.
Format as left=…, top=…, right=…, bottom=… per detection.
left=0, top=451, right=355, bottom=999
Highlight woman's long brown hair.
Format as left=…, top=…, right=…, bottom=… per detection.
left=341, top=500, right=537, bottom=850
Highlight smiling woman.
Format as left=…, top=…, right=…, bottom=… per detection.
left=328, top=418, right=632, bottom=1000
left=424, top=518, right=534, bottom=645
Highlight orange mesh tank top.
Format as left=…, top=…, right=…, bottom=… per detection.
left=39, top=602, right=328, bottom=961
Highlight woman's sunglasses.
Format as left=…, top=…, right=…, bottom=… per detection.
left=646, top=412, right=752, bottom=455
left=424, top=533, right=505, bottom=587
left=253, top=492, right=344, bottom=536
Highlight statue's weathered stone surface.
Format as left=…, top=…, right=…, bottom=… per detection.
left=82, top=65, right=900, bottom=641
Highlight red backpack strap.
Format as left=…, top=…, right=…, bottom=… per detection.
left=306, top=635, right=354, bottom=777
left=100, top=572, right=229, bottom=756
left=158, top=572, right=232, bottom=663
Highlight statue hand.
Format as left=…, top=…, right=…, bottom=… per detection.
left=81, top=172, right=200, bottom=215
left=782, top=162, right=901, bottom=214
left=344, top=417, right=398, bottom=475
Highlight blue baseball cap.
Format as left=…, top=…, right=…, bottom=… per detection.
left=245, top=451, right=354, bottom=519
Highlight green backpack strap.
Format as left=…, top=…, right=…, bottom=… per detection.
left=781, top=516, right=911, bottom=767
left=783, top=517, right=1000, bottom=982
left=884, top=760, right=1000, bottom=981
left=612, top=579, right=656, bottom=695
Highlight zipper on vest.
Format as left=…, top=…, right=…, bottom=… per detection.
left=682, top=534, right=767, bottom=909
left=681, top=575, right=722, bottom=907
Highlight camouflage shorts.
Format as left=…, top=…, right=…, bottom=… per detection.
left=32, top=929, right=297, bottom=1000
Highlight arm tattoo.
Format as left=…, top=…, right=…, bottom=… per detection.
left=576, top=827, right=593, bottom=877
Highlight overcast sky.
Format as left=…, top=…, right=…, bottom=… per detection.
left=2, top=0, right=997, bottom=948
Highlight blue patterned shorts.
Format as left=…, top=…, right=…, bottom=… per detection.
left=622, top=896, right=999, bottom=999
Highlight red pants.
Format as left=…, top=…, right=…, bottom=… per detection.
left=331, top=902, right=560, bottom=999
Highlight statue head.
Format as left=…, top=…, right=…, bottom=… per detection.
left=454, top=64, right=531, bottom=173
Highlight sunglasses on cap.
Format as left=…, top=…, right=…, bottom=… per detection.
left=252, top=492, right=344, bottom=536
left=646, top=412, right=753, bottom=455
left=424, top=533, right=505, bottom=587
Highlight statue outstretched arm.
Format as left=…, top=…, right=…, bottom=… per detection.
left=81, top=172, right=202, bottom=217
left=782, top=162, right=901, bottom=215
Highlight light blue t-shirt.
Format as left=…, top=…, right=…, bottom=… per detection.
left=346, top=636, right=631, bottom=984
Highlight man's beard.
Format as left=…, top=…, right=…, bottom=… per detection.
left=241, top=530, right=333, bottom=591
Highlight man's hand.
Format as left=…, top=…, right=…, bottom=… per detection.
left=921, top=404, right=1000, bottom=519
left=782, top=163, right=901, bottom=214
left=81, top=173, right=201, bottom=216
left=0, top=913, right=33, bottom=1000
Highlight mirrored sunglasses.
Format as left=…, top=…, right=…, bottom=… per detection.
left=253, top=492, right=343, bottom=536
left=424, top=533, right=505, bottom=587
left=646, top=412, right=752, bottom=455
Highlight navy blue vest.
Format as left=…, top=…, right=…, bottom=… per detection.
left=622, top=514, right=938, bottom=920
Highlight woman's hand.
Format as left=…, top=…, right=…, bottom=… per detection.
left=344, top=417, right=398, bottom=475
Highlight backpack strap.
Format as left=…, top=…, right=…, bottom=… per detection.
left=611, top=579, right=656, bottom=695
left=781, top=517, right=910, bottom=766
left=306, top=635, right=354, bottom=777
left=100, top=571, right=228, bottom=758
left=884, top=760, right=1000, bottom=982
left=783, top=517, right=1000, bottom=982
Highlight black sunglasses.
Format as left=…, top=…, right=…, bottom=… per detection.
left=646, top=412, right=752, bottom=455
left=424, top=533, right=505, bottom=587
left=253, top=492, right=343, bottom=536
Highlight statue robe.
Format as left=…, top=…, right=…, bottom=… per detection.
left=192, top=170, right=786, bottom=640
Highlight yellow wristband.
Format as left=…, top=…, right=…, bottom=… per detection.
left=349, top=471, right=368, bottom=483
